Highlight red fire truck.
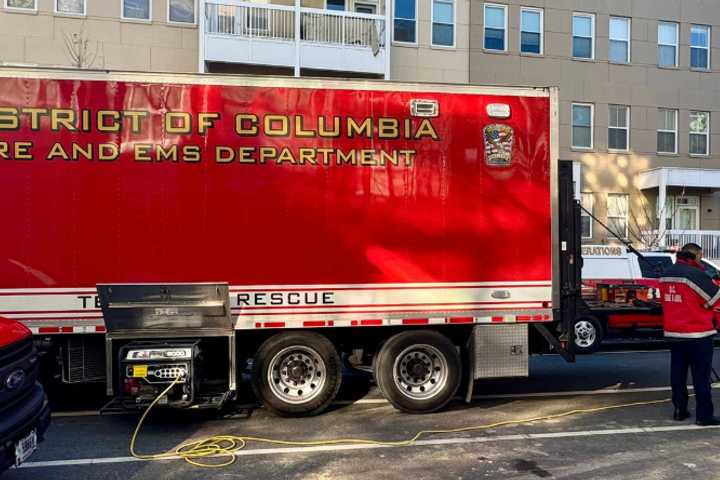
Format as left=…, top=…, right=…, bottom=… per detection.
left=0, top=68, right=581, bottom=416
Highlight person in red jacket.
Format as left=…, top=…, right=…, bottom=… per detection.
left=659, top=243, right=719, bottom=425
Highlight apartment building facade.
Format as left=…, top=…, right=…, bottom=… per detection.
left=0, top=0, right=469, bottom=81
left=469, top=0, right=720, bottom=252
left=0, top=0, right=199, bottom=71
left=2, top=0, right=719, bottom=251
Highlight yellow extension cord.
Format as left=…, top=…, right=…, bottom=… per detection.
left=129, top=377, right=679, bottom=468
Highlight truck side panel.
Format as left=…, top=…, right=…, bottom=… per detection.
left=0, top=73, right=552, bottom=330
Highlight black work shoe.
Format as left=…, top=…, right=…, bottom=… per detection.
left=696, top=417, right=720, bottom=426
left=673, top=409, right=691, bottom=421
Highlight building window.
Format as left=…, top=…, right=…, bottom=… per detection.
left=690, top=25, right=710, bottom=70
left=4, top=0, right=36, bottom=10
left=55, top=0, right=85, bottom=15
left=432, top=0, right=455, bottom=47
left=168, top=0, right=195, bottom=23
left=572, top=103, right=593, bottom=149
left=122, top=0, right=151, bottom=20
left=609, top=17, right=630, bottom=63
left=657, top=108, right=678, bottom=154
left=607, top=193, right=629, bottom=239
left=326, top=0, right=344, bottom=11
left=572, top=13, right=594, bottom=59
left=581, top=192, right=594, bottom=239
left=608, top=104, right=629, bottom=151
left=689, top=111, right=710, bottom=156
left=484, top=3, right=507, bottom=51
left=657, top=21, right=678, bottom=67
left=355, top=2, right=376, bottom=14
left=520, top=7, right=542, bottom=55
left=393, top=0, right=416, bottom=43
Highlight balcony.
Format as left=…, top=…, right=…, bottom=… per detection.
left=200, top=0, right=389, bottom=77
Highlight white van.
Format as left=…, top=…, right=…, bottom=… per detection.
left=581, top=245, right=720, bottom=282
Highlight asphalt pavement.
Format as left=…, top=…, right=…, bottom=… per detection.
left=7, top=343, right=720, bottom=480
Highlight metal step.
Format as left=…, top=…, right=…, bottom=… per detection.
left=99, top=397, right=129, bottom=415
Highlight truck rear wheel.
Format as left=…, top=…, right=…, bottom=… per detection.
left=251, top=332, right=341, bottom=416
left=374, top=330, right=461, bottom=414
left=572, top=316, right=604, bottom=354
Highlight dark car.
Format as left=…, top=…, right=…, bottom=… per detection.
left=0, top=316, right=50, bottom=472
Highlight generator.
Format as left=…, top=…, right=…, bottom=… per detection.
left=98, top=283, right=236, bottom=410
left=118, top=340, right=201, bottom=408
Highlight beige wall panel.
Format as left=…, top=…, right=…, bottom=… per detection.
left=631, top=1, right=681, bottom=22
left=628, top=105, right=648, bottom=131
left=546, top=7, right=570, bottom=34
left=0, top=11, right=53, bottom=38
left=102, top=42, right=152, bottom=71
left=0, top=34, right=26, bottom=63
left=441, top=68, right=468, bottom=83
left=516, top=0, right=543, bottom=9
left=630, top=17, right=648, bottom=42
left=87, top=1, right=121, bottom=18
left=588, top=81, right=629, bottom=106
left=150, top=46, right=197, bottom=72
left=151, top=0, right=166, bottom=22
left=608, top=64, right=647, bottom=87
left=0, top=0, right=196, bottom=71
left=391, top=46, right=420, bottom=67
left=603, top=0, right=631, bottom=18
left=629, top=40, right=656, bottom=67
left=0, top=33, right=26, bottom=65
left=518, top=56, right=563, bottom=85
left=645, top=69, right=698, bottom=94
left=23, top=35, right=68, bottom=66
left=182, top=27, right=198, bottom=50
left=545, top=31, right=571, bottom=57
left=679, top=2, right=720, bottom=25
left=562, top=60, right=608, bottom=85
left=119, top=22, right=159, bottom=46
left=76, top=18, right=123, bottom=44
left=151, top=25, right=186, bottom=49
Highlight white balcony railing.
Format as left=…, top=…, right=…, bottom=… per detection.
left=650, top=229, right=720, bottom=260
left=300, top=8, right=384, bottom=49
left=206, top=2, right=295, bottom=41
left=201, top=0, right=388, bottom=76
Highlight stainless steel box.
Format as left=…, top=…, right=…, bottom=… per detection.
left=472, top=324, right=529, bottom=379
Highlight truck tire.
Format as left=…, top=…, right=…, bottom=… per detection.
left=251, top=332, right=342, bottom=417
left=572, top=316, right=604, bottom=354
left=374, top=330, right=461, bottom=414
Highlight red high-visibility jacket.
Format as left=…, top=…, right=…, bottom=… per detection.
left=659, top=257, right=719, bottom=339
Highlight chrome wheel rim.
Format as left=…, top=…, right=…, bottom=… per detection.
left=574, top=320, right=597, bottom=348
left=392, top=344, right=448, bottom=400
left=267, top=345, right=326, bottom=404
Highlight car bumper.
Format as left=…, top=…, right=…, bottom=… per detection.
left=0, top=382, right=51, bottom=471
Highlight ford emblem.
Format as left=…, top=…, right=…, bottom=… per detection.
left=5, top=369, right=25, bottom=390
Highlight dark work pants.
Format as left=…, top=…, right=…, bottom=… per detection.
left=670, top=336, right=715, bottom=421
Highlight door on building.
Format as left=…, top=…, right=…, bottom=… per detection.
left=666, top=196, right=700, bottom=231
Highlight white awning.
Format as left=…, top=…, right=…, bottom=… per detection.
left=637, top=167, right=720, bottom=189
